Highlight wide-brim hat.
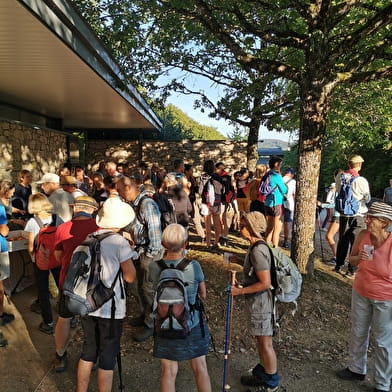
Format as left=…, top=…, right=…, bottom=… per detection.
left=349, top=154, right=364, bottom=164
left=96, top=198, right=135, bottom=229
left=74, top=196, right=98, bottom=210
left=36, top=173, right=59, bottom=184
left=367, top=199, right=392, bottom=222
left=242, top=211, right=267, bottom=238
left=60, top=175, right=77, bottom=186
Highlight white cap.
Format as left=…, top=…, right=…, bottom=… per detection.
left=36, top=173, right=60, bottom=184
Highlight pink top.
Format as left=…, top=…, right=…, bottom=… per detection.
left=354, top=231, right=392, bottom=300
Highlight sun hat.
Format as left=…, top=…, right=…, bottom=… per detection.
left=36, top=173, right=60, bottom=184
left=367, top=199, right=392, bottom=222
left=348, top=155, right=364, bottom=164
left=330, top=182, right=336, bottom=188
left=60, top=175, right=77, bottom=186
left=242, top=211, right=267, bottom=238
left=96, top=198, right=135, bottom=229
left=74, top=196, right=99, bottom=210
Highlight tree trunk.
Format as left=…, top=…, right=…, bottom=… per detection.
left=247, top=119, right=261, bottom=169
left=291, top=84, right=328, bottom=274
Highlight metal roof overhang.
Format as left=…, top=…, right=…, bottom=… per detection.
left=0, top=0, right=162, bottom=132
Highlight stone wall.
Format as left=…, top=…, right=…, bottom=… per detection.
left=0, top=120, right=67, bottom=182
left=87, top=139, right=249, bottom=175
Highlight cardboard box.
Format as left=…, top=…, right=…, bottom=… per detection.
left=6, top=230, right=29, bottom=252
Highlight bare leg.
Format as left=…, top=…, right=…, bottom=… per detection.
left=190, top=356, right=212, bottom=392
left=97, top=368, right=114, bottom=392
left=0, top=281, right=5, bottom=315
left=326, top=221, right=339, bottom=257
left=271, top=216, right=282, bottom=248
left=204, top=215, right=212, bottom=246
left=77, top=359, right=94, bottom=392
left=55, top=316, right=71, bottom=354
left=255, top=335, right=277, bottom=374
left=212, top=212, right=222, bottom=243
left=160, top=359, right=178, bottom=392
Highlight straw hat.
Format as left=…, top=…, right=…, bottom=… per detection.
left=348, top=155, right=364, bottom=164
left=60, top=175, right=77, bottom=186
left=74, top=196, right=98, bottom=210
left=367, top=200, right=392, bottom=222
left=96, top=198, right=135, bottom=229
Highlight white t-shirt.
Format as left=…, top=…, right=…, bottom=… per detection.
left=89, top=230, right=137, bottom=319
left=283, top=176, right=296, bottom=211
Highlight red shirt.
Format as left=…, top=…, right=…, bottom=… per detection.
left=54, top=218, right=98, bottom=288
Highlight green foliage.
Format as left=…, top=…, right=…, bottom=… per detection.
left=156, top=104, right=225, bottom=140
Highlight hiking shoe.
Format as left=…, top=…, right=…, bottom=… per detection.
left=336, top=367, right=365, bottom=381
left=345, top=271, right=355, bottom=279
left=54, top=352, right=68, bottom=373
left=282, top=240, right=290, bottom=249
left=129, top=316, right=145, bottom=327
left=374, top=389, right=388, bottom=392
left=0, top=331, right=8, bottom=347
left=39, top=322, right=54, bottom=335
left=30, top=299, right=41, bottom=314
left=245, top=386, right=279, bottom=392
left=219, top=236, right=229, bottom=246
left=0, top=312, right=15, bottom=326
left=325, top=257, right=336, bottom=265
left=133, top=327, right=153, bottom=342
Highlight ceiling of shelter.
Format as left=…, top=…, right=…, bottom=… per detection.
left=0, top=0, right=161, bottom=131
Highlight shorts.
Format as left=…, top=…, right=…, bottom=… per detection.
left=283, top=208, right=293, bottom=223
left=58, top=290, right=74, bottom=319
left=331, top=215, right=339, bottom=223
left=80, top=316, right=123, bottom=370
left=246, top=290, right=274, bottom=336
left=264, top=205, right=283, bottom=217
left=200, top=203, right=221, bottom=216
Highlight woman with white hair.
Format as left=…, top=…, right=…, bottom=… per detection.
left=153, top=223, right=211, bottom=392
left=337, top=200, right=392, bottom=392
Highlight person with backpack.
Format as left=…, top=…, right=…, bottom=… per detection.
left=230, top=211, right=280, bottom=392
left=282, top=168, right=296, bottom=249
left=334, top=155, right=371, bottom=276
left=249, top=164, right=268, bottom=214
left=25, top=193, right=61, bottom=334
left=52, top=196, right=99, bottom=372
left=199, top=160, right=224, bottom=248
left=264, top=156, right=287, bottom=248
left=116, top=176, right=164, bottom=342
left=152, top=223, right=211, bottom=392
left=76, top=197, right=137, bottom=392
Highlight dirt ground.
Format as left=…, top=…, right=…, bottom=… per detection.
left=0, top=222, right=382, bottom=392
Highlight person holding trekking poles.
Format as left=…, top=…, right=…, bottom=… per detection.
left=231, top=211, right=280, bottom=392
left=152, top=223, right=211, bottom=392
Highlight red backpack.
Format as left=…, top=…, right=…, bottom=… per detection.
left=34, top=216, right=61, bottom=270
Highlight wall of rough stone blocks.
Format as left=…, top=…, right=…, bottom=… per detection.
left=87, top=139, right=249, bottom=176
left=0, top=120, right=67, bottom=182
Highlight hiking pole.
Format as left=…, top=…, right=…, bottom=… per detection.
left=222, top=270, right=237, bottom=391
left=316, top=207, right=325, bottom=262
left=117, top=352, right=124, bottom=391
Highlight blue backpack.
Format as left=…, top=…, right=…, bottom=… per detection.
left=335, top=174, right=359, bottom=216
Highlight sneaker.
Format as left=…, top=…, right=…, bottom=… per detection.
left=325, top=257, right=336, bottom=266
left=0, top=312, right=15, bottom=326
left=30, top=299, right=41, bottom=314
left=54, top=352, right=68, bottom=373
left=246, top=386, right=279, bottom=392
left=133, top=327, right=153, bottom=342
left=336, top=367, right=365, bottom=381
left=241, top=375, right=264, bottom=386
left=345, top=271, right=355, bottom=279
left=0, top=331, right=8, bottom=347
left=374, top=389, right=388, bottom=392
left=282, top=240, right=290, bottom=249
left=219, top=236, right=229, bottom=246
left=129, top=316, right=145, bottom=327
left=39, top=322, right=54, bottom=335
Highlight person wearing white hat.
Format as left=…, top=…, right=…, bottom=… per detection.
left=336, top=200, right=392, bottom=392
left=334, top=155, right=371, bottom=276
left=77, top=197, right=137, bottom=392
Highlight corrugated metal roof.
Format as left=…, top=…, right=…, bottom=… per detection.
left=0, top=0, right=161, bottom=131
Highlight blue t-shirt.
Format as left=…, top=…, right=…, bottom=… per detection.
left=384, top=187, right=392, bottom=206
left=265, top=170, right=288, bottom=207
left=0, top=205, right=8, bottom=252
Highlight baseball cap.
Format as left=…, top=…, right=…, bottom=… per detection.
left=36, top=173, right=60, bottom=184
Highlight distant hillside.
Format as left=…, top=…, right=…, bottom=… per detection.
left=258, top=139, right=290, bottom=150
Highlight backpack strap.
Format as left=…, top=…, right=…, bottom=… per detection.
left=176, top=258, right=191, bottom=271
left=135, top=195, right=149, bottom=225
left=156, top=259, right=168, bottom=271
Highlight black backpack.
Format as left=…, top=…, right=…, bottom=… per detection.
left=62, top=232, right=123, bottom=317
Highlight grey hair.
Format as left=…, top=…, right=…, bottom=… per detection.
left=162, top=224, right=188, bottom=252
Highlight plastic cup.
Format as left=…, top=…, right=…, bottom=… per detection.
left=363, top=244, right=374, bottom=260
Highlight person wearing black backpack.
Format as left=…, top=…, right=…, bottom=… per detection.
left=334, top=155, right=371, bottom=276
left=152, top=223, right=211, bottom=392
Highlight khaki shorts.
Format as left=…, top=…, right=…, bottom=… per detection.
left=246, top=290, right=274, bottom=336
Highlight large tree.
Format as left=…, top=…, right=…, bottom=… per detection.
left=73, top=0, right=392, bottom=273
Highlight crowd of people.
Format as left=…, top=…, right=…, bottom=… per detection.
left=0, top=154, right=391, bottom=392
